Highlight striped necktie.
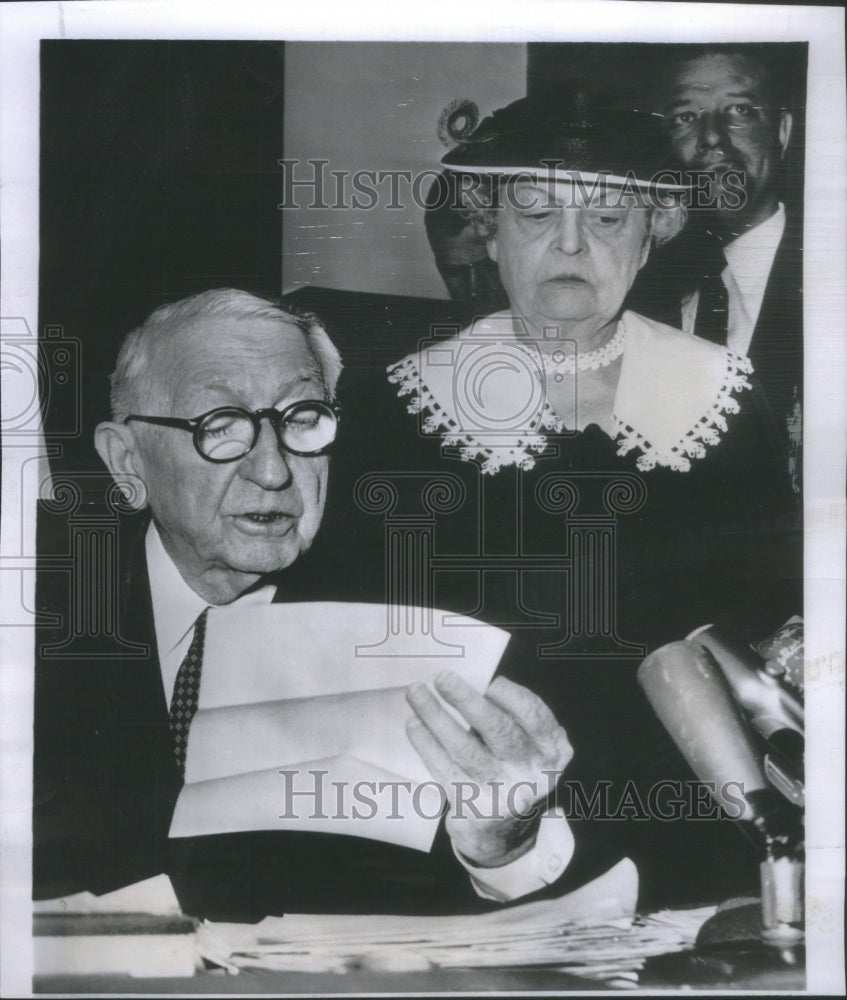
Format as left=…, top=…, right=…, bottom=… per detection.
left=693, top=236, right=729, bottom=345
left=168, top=607, right=209, bottom=779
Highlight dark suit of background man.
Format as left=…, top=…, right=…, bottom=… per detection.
left=33, top=288, right=573, bottom=920
left=645, top=46, right=803, bottom=493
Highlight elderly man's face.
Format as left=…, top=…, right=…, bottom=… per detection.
left=487, top=182, right=651, bottom=339
left=131, top=317, right=329, bottom=600
left=662, top=53, right=791, bottom=228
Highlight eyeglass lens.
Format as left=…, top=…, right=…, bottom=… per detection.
left=197, top=403, right=336, bottom=461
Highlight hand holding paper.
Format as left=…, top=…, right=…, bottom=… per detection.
left=170, top=602, right=511, bottom=852
left=407, top=672, right=573, bottom=868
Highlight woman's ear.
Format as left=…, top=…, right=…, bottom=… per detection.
left=486, top=235, right=498, bottom=263
left=94, top=422, right=148, bottom=510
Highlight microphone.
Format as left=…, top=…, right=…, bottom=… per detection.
left=688, top=624, right=804, bottom=807
left=637, top=640, right=802, bottom=858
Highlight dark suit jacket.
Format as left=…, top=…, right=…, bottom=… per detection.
left=744, top=213, right=803, bottom=468
left=627, top=211, right=803, bottom=474
left=33, top=507, right=495, bottom=920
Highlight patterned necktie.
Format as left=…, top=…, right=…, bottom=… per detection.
left=168, top=607, right=209, bottom=779
left=694, top=236, right=729, bottom=345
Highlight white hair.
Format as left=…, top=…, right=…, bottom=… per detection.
left=109, top=288, right=342, bottom=421
left=462, top=180, right=687, bottom=248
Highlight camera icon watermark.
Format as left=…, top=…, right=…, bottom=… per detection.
left=1, top=319, right=82, bottom=438
left=416, top=314, right=576, bottom=444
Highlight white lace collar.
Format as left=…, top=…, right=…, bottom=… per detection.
left=387, top=310, right=753, bottom=475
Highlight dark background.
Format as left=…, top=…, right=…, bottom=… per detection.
left=40, top=41, right=286, bottom=476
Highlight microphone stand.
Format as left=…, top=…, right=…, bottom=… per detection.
left=638, top=626, right=805, bottom=950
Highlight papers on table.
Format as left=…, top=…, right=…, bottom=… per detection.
left=31, top=867, right=715, bottom=984
left=641, top=904, right=718, bottom=945
left=197, top=858, right=697, bottom=984
left=32, top=874, right=182, bottom=916
left=169, top=602, right=509, bottom=850
left=34, top=876, right=198, bottom=978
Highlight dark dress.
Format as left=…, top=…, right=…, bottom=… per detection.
left=319, top=311, right=801, bottom=910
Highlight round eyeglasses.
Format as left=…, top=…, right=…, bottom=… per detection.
left=125, top=400, right=340, bottom=463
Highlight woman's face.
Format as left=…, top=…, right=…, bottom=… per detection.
left=487, top=181, right=652, bottom=339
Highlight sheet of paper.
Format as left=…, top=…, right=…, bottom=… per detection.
left=170, top=603, right=507, bottom=848
left=170, top=753, right=445, bottom=851
left=198, top=602, right=510, bottom=709
left=32, top=874, right=182, bottom=916
left=185, top=687, right=432, bottom=785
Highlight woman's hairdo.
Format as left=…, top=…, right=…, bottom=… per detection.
left=109, top=288, right=342, bottom=422
left=455, top=176, right=687, bottom=247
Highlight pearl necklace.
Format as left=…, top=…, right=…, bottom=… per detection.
left=539, top=323, right=626, bottom=376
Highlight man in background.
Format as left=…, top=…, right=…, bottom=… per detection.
left=424, top=170, right=508, bottom=321
left=650, top=45, right=803, bottom=491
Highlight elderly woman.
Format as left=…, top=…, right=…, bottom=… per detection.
left=326, top=90, right=799, bottom=909
left=392, top=93, right=752, bottom=476
left=348, top=90, right=800, bottom=645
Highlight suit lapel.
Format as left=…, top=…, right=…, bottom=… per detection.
left=748, top=220, right=803, bottom=365
left=103, top=515, right=183, bottom=839
left=746, top=218, right=803, bottom=459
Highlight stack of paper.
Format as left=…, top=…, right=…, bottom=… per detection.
left=170, top=602, right=508, bottom=851
left=641, top=905, right=718, bottom=944
left=33, top=875, right=198, bottom=978
left=197, top=859, right=696, bottom=984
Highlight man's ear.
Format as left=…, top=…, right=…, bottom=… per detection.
left=94, top=421, right=149, bottom=510
left=778, top=111, right=793, bottom=159
left=486, top=235, right=498, bottom=264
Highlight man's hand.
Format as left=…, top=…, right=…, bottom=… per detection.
left=406, top=671, right=573, bottom=869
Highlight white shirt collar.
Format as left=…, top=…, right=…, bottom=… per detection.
left=387, top=311, right=754, bottom=474
left=145, top=521, right=275, bottom=662
left=723, top=202, right=786, bottom=296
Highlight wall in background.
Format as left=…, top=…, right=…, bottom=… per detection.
left=282, top=42, right=526, bottom=300
left=40, top=41, right=286, bottom=477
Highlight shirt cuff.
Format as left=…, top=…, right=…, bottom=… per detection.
left=454, top=807, right=575, bottom=903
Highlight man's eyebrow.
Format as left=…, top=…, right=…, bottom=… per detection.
left=279, top=373, right=324, bottom=397
left=663, top=99, right=693, bottom=113
left=664, top=89, right=760, bottom=114
left=194, top=373, right=319, bottom=401
left=202, top=380, right=236, bottom=394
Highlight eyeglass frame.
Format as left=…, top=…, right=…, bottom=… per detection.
left=124, top=399, right=341, bottom=464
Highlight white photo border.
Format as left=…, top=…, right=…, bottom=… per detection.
left=1, top=2, right=844, bottom=995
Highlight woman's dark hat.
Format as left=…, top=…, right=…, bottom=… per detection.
left=441, top=89, right=685, bottom=192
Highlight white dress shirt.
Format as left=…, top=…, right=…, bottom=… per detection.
left=146, top=523, right=275, bottom=706
left=145, top=521, right=574, bottom=902
left=682, top=203, right=786, bottom=356
left=458, top=806, right=573, bottom=902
